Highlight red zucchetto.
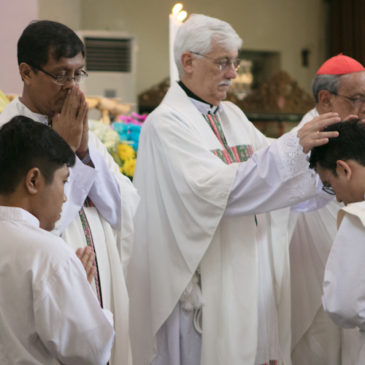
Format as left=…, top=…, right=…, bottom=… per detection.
left=316, top=54, right=365, bottom=75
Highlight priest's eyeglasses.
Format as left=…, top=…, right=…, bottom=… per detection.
left=332, top=92, right=365, bottom=109
left=190, top=51, right=241, bottom=72
left=29, top=64, right=88, bottom=85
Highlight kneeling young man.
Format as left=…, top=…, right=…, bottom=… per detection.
left=0, top=116, right=114, bottom=364
left=309, top=120, right=365, bottom=365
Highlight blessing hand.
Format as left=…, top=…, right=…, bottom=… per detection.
left=297, top=112, right=340, bottom=154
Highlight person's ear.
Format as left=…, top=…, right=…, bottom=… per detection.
left=181, top=52, right=194, bottom=75
left=317, top=90, right=333, bottom=112
left=336, top=160, right=352, bottom=181
left=24, top=167, right=43, bottom=195
left=19, top=63, right=34, bottom=85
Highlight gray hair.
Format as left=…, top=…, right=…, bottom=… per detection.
left=174, top=14, right=243, bottom=77
left=312, top=74, right=341, bottom=103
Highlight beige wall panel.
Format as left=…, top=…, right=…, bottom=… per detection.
left=38, top=0, right=81, bottom=30
left=40, top=0, right=328, bottom=97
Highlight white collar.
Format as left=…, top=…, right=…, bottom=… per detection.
left=16, top=97, right=49, bottom=126
left=0, top=206, right=40, bottom=228
left=189, top=97, right=220, bottom=115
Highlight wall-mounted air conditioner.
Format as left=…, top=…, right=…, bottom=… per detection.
left=77, top=30, right=137, bottom=109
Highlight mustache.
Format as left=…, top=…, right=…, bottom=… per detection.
left=218, top=80, right=232, bottom=87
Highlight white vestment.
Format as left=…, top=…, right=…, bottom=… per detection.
left=0, top=98, right=140, bottom=365
left=290, top=108, right=358, bottom=365
left=0, top=206, right=114, bottom=365
left=128, top=82, right=320, bottom=365
left=323, top=201, right=365, bottom=365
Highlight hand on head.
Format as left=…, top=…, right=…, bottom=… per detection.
left=297, top=112, right=341, bottom=154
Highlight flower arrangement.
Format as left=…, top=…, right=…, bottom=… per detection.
left=89, top=112, right=147, bottom=180
left=120, top=153, right=137, bottom=177
left=112, top=112, right=146, bottom=151
left=114, top=143, right=136, bottom=178
left=89, top=120, right=120, bottom=150
left=89, top=120, right=136, bottom=179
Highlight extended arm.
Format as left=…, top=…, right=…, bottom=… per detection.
left=226, top=112, right=340, bottom=216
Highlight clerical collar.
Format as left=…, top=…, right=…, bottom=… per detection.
left=178, top=81, right=219, bottom=115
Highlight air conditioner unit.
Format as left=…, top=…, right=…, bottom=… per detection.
left=77, top=30, right=137, bottom=110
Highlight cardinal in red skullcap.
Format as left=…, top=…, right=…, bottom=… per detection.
left=316, top=53, right=365, bottom=75
left=290, top=52, right=365, bottom=365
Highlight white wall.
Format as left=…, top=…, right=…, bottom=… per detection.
left=0, top=0, right=38, bottom=94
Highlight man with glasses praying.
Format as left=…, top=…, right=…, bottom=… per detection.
left=290, top=54, right=365, bottom=365
left=0, top=20, right=139, bottom=365
left=127, top=13, right=340, bottom=365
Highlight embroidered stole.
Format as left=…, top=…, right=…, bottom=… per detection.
left=79, top=198, right=104, bottom=307
left=203, top=111, right=257, bottom=225
left=203, top=112, right=254, bottom=164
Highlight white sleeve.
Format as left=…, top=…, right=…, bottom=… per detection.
left=87, top=140, right=122, bottom=230
left=225, top=129, right=318, bottom=216
left=87, top=132, right=140, bottom=266
left=290, top=174, right=335, bottom=212
left=55, top=131, right=136, bottom=235
left=322, top=213, right=365, bottom=330
left=54, top=157, right=96, bottom=234
left=33, top=255, right=115, bottom=365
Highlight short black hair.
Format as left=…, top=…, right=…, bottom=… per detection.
left=17, top=20, right=85, bottom=67
left=0, top=116, right=75, bottom=194
left=309, top=119, right=365, bottom=175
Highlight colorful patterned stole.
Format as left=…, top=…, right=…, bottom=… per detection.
left=203, top=112, right=254, bottom=164
left=79, top=198, right=104, bottom=307
left=203, top=111, right=259, bottom=223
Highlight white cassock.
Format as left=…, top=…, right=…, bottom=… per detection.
left=128, top=81, right=321, bottom=365
left=0, top=206, right=114, bottom=364
left=0, top=98, right=140, bottom=365
left=290, top=108, right=359, bottom=365
left=323, top=201, right=365, bottom=365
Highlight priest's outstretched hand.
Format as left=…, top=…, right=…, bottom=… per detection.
left=297, top=112, right=340, bottom=154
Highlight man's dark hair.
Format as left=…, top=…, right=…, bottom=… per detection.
left=309, top=119, right=365, bottom=175
left=17, top=20, right=85, bottom=67
left=0, top=116, right=75, bottom=194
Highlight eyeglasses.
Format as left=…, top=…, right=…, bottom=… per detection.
left=321, top=184, right=335, bottom=195
left=30, top=64, right=88, bottom=85
left=190, top=51, right=241, bottom=72
left=332, top=92, right=365, bottom=109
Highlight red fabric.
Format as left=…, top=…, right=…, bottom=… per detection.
left=316, top=53, right=364, bottom=75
